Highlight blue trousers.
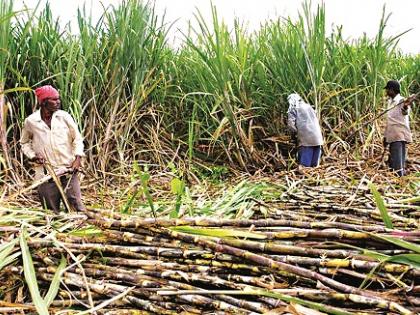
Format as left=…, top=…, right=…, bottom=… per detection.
left=298, top=146, right=322, bottom=167
left=388, top=141, right=406, bottom=177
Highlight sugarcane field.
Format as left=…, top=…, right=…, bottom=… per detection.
left=0, top=0, right=419, bottom=314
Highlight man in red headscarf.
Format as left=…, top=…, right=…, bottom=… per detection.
left=20, top=85, right=86, bottom=212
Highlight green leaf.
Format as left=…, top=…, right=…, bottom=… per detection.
left=20, top=228, right=50, bottom=315
left=371, top=233, right=420, bottom=254
left=0, top=239, right=18, bottom=268
left=368, top=182, right=393, bottom=228
left=140, top=172, right=150, bottom=182
left=138, top=168, right=155, bottom=217
left=44, top=256, right=66, bottom=307
left=169, top=208, right=179, bottom=219
left=121, top=189, right=141, bottom=214
left=384, top=254, right=420, bottom=269
left=360, top=250, right=390, bottom=261
left=171, top=226, right=267, bottom=239
left=169, top=178, right=186, bottom=218
left=170, top=194, right=183, bottom=219
left=0, top=251, right=21, bottom=270
left=68, top=227, right=103, bottom=237
left=391, top=195, right=420, bottom=204
left=170, top=178, right=185, bottom=195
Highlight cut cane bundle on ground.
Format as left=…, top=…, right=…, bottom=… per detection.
left=0, top=160, right=419, bottom=315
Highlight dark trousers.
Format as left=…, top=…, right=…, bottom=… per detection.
left=389, top=141, right=406, bottom=177
left=298, top=145, right=322, bottom=167
left=38, top=174, right=85, bottom=212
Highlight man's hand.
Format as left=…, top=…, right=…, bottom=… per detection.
left=402, top=93, right=418, bottom=112
left=31, top=152, right=45, bottom=164
left=402, top=99, right=411, bottom=113
left=70, top=155, right=82, bottom=172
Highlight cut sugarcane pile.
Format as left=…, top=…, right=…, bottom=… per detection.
left=1, top=198, right=419, bottom=315
left=1, top=160, right=420, bottom=315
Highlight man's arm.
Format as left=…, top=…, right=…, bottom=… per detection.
left=287, top=106, right=298, bottom=133
left=65, top=114, right=85, bottom=171
left=402, top=98, right=409, bottom=116
left=401, top=93, right=419, bottom=115
left=20, top=119, right=36, bottom=160
left=66, top=113, right=85, bottom=158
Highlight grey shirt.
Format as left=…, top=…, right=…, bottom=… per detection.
left=384, top=94, right=412, bottom=143
left=287, top=100, right=324, bottom=147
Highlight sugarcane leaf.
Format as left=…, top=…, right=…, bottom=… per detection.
left=371, top=233, right=420, bottom=254
left=368, top=182, right=393, bottom=229
left=138, top=169, right=155, bottom=217
left=68, top=227, right=103, bottom=237
left=359, top=262, right=381, bottom=289
left=391, top=195, right=420, bottom=204
left=140, top=171, right=150, bottom=182
left=170, top=177, right=185, bottom=195
left=288, top=303, right=327, bottom=315
left=44, top=256, right=66, bottom=307
left=0, top=239, right=18, bottom=268
left=360, top=250, right=389, bottom=261
left=331, top=242, right=391, bottom=260
left=383, top=254, right=420, bottom=268
left=121, top=189, right=141, bottom=214
left=170, top=178, right=185, bottom=218
left=171, top=226, right=266, bottom=239
left=169, top=195, right=181, bottom=219
left=20, top=228, right=50, bottom=315
left=0, top=251, right=21, bottom=270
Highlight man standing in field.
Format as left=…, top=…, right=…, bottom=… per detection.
left=20, top=85, right=86, bottom=212
left=383, top=80, right=413, bottom=177
left=287, top=93, right=324, bottom=168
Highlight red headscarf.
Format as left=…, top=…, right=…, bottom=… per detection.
left=34, top=85, right=59, bottom=103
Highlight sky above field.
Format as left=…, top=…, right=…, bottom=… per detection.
left=14, top=0, right=420, bottom=54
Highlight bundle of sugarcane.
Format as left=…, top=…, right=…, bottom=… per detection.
left=1, top=202, right=419, bottom=315
left=258, top=182, right=419, bottom=227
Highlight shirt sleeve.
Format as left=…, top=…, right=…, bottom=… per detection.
left=20, top=119, right=36, bottom=160
left=65, top=114, right=85, bottom=157
left=287, top=105, right=297, bottom=133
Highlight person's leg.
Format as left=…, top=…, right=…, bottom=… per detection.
left=64, top=174, right=86, bottom=211
left=38, top=181, right=61, bottom=213
left=310, top=146, right=322, bottom=167
left=389, top=141, right=404, bottom=176
left=400, top=141, right=407, bottom=176
left=298, top=146, right=313, bottom=167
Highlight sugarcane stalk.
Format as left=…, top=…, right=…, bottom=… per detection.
left=39, top=271, right=177, bottom=314
left=318, top=267, right=388, bottom=285
left=271, top=255, right=418, bottom=276
left=75, top=264, right=271, bottom=313
left=87, top=208, right=416, bottom=232
left=83, top=209, right=393, bottom=231
left=45, top=265, right=263, bottom=314
left=151, top=226, right=407, bottom=302
left=214, top=237, right=359, bottom=258
left=96, top=310, right=153, bottom=315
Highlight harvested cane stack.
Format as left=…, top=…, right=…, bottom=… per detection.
left=1, top=201, right=419, bottom=315
left=0, top=162, right=419, bottom=314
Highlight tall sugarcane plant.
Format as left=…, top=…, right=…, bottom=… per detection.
left=0, top=0, right=418, bottom=177
left=0, top=0, right=18, bottom=183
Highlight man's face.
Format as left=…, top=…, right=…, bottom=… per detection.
left=42, top=97, right=61, bottom=113
left=386, top=88, right=396, bottom=98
